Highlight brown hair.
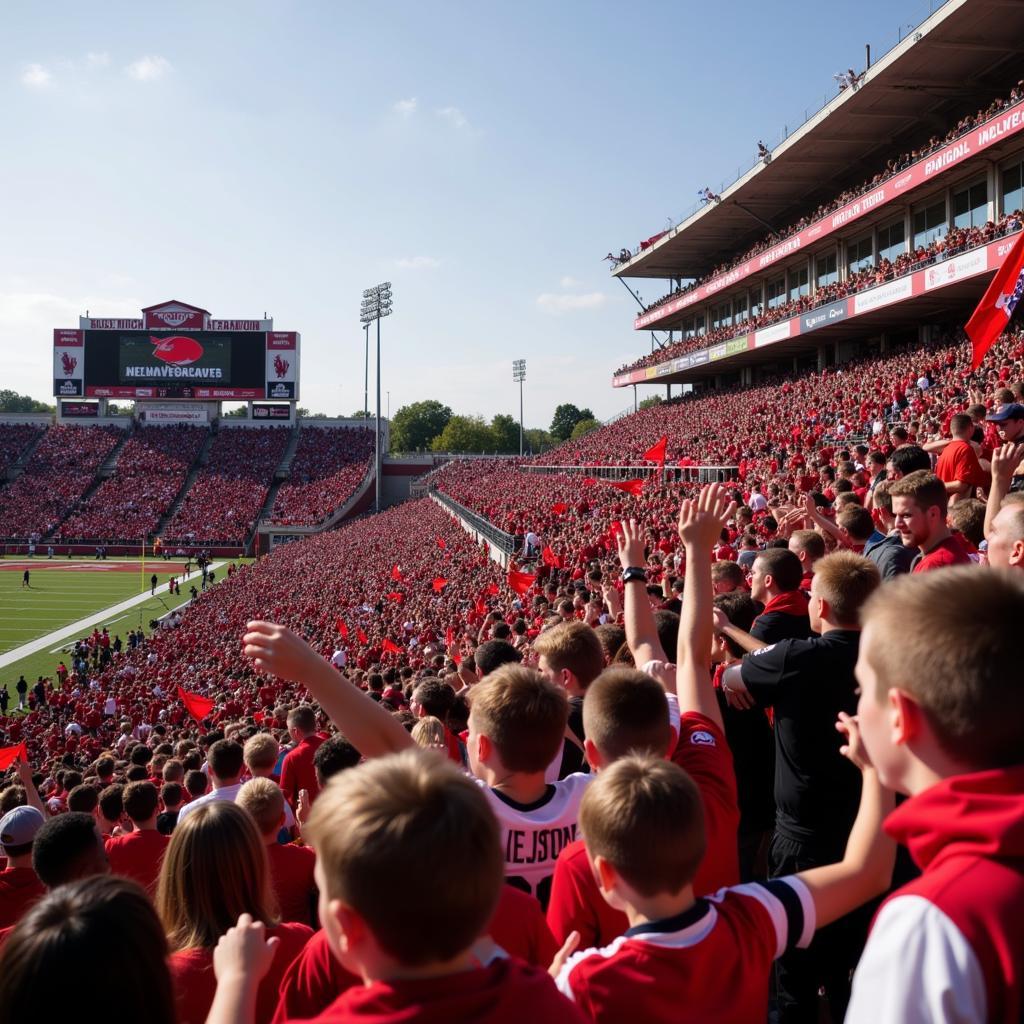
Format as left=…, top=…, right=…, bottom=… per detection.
left=753, top=547, right=803, bottom=592
left=236, top=777, right=285, bottom=836
left=579, top=755, right=705, bottom=897
left=947, top=498, right=986, bottom=547
left=836, top=505, right=876, bottom=543
left=243, top=733, right=279, bottom=772
left=889, top=470, right=948, bottom=517
left=468, top=665, right=567, bottom=772
left=788, top=529, right=826, bottom=561
left=581, top=669, right=672, bottom=762
left=156, top=801, right=278, bottom=951
left=287, top=705, right=317, bottom=734
left=710, top=561, right=746, bottom=587
left=306, top=750, right=502, bottom=966
left=532, top=621, right=604, bottom=690
left=861, top=567, right=1024, bottom=768
left=811, top=551, right=880, bottom=626
left=123, top=781, right=159, bottom=823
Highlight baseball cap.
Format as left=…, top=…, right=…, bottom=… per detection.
left=986, top=402, right=1024, bottom=422
left=0, top=805, right=45, bottom=851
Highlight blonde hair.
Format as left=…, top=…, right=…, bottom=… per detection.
left=579, top=755, right=705, bottom=897
left=581, top=668, right=671, bottom=762
left=467, top=665, right=567, bottom=772
left=236, top=777, right=285, bottom=836
left=306, top=750, right=502, bottom=966
left=811, top=551, right=880, bottom=626
left=411, top=716, right=447, bottom=752
left=156, top=801, right=278, bottom=951
left=243, top=733, right=279, bottom=773
left=531, top=621, right=604, bottom=689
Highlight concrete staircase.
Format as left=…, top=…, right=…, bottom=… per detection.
left=154, top=427, right=216, bottom=538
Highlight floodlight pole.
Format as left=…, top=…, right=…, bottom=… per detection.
left=512, top=359, right=526, bottom=457
left=376, top=313, right=381, bottom=512
left=363, top=322, right=370, bottom=420
left=361, top=282, right=393, bottom=515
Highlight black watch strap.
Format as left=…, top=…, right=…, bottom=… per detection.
left=622, top=566, right=648, bottom=584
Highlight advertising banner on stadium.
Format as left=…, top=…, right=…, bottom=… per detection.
left=265, top=332, right=298, bottom=400
left=633, top=97, right=1024, bottom=330
left=252, top=403, right=292, bottom=419
left=800, top=299, right=849, bottom=335
left=60, top=401, right=99, bottom=417
left=142, top=408, right=208, bottom=424
left=53, top=329, right=85, bottom=397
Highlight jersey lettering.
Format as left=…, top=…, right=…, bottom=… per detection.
left=504, top=823, right=578, bottom=865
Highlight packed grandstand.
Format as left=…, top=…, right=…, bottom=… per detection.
left=2, top=2, right=1024, bottom=1023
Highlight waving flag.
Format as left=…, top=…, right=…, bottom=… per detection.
left=177, top=686, right=215, bottom=723
left=642, top=436, right=668, bottom=466
left=391, top=565, right=403, bottom=581
left=432, top=577, right=448, bottom=592
left=335, top=617, right=349, bottom=639
left=609, top=478, right=645, bottom=496
left=357, top=627, right=368, bottom=644
left=966, top=229, right=1024, bottom=369
left=551, top=502, right=568, bottom=514
left=386, top=591, right=405, bottom=603
left=436, top=537, right=447, bottom=550
left=382, top=637, right=402, bottom=655
left=445, top=626, right=455, bottom=647
left=542, top=545, right=562, bottom=569
left=582, top=477, right=599, bottom=487
left=486, top=582, right=500, bottom=596
left=0, top=743, right=28, bottom=770
left=507, top=569, right=537, bottom=596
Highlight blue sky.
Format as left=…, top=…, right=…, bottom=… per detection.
left=0, top=0, right=940, bottom=426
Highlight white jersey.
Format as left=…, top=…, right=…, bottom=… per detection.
left=478, top=773, right=593, bottom=907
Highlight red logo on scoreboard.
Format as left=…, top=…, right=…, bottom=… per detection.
left=151, top=335, right=204, bottom=366
left=273, top=355, right=290, bottom=378
left=61, top=352, right=78, bottom=376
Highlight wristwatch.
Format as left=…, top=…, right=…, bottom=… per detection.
left=622, top=566, right=648, bottom=584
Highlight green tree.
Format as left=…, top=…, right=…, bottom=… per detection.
left=391, top=400, right=452, bottom=452
left=431, top=415, right=495, bottom=453
left=524, top=428, right=554, bottom=455
left=489, top=413, right=520, bottom=453
left=0, top=390, right=53, bottom=413
left=222, top=405, right=248, bottom=418
left=639, top=395, right=664, bottom=410
left=569, top=417, right=601, bottom=441
left=550, top=403, right=595, bottom=442
left=349, top=409, right=373, bottom=419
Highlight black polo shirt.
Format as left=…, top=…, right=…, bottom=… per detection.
left=740, top=629, right=862, bottom=849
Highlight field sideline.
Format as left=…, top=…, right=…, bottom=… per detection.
left=0, top=558, right=242, bottom=689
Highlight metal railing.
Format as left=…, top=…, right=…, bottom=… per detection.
left=429, top=487, right=518, bottom=556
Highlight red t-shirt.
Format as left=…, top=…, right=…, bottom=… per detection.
left=303, top=958, right=588, bottom=1023
left=935, top=440, right=987, bottom=491
left=169, top=920, right=312, bottom=1024
left=913, top=533, right=974, bottom=573
left=546, top=713, right=740, bottom=949
left=271, top=884, right=557, bottom=1024
left=105, top=830, right=170, bottom=893
left=0, top=866, right=45, bottom=929
left=266, top=841, right=317, bottom=925
left=280, top=735, right=326, bottom=809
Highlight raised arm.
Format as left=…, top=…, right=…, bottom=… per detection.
left=985, top=442, right=1024, bottom=541
left=616, top=520, right=669, bottom=672
left=676, top=484, right=736, bottom=730
left=15, top=759, right=49, bottom=818
left=242, top=621, right=413, bottom=758
left=802, top=493, right=851, bottom=549
left=796, top=714, right=896, bottom=927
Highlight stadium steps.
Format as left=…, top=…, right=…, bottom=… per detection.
left=3, top=427, right=47, bottom=483
left=153, top=426, right=216, bottom=538
left=245, top=478, right=286, bottom=553
left=275, top=423, right=302, bottom=479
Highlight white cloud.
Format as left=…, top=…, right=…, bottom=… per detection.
left=85, top=52, right=110, bottom=68
left=436, top=105, right=468, bottom=129
left=560, top=276, right=583, bottom=289
left=536, top=292, right=607, bottom=314
left=21, top=64, right=52, bottom=88
left=396, top=256, right=440, bottom=270
left=125, top=55, right=171, bottom=81
left=393, top=97, right=417, bottom=117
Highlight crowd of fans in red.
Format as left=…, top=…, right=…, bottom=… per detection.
left=631, top=81, right=1024, bottom=315
left=0, top=425, right=122, bottom=541
left=617, top=212, right=1023, bottom=374
left=0, top=425, right=44, bottom=477
left=162, top=428, right=291, bottom=547
left=269, top=428, right=375, bottom=526
left=56, top=425, right=208, bottom=543
left=1, top=323, right=1023, bottom=1024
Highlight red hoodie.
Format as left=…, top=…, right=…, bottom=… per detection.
left=847, top=765, right=1024, bottom=1023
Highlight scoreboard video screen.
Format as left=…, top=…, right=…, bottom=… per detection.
left=53, top=327, right=299, bottom=401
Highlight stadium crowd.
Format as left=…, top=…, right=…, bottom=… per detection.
left=631, top=81, right=1024, bottom=316
left=1, top=324, right=1023, bottom=1023
left=269, top=427, right=375, bottom=526
left=56, top=425, right=207, bottom=543
left=162, top=427, right=290, bottom=547
left=0, top=424, right=44, bottom=476
left=617, top=212, right=1023, bottom=375
left=0, top=425, right=122, bottom=541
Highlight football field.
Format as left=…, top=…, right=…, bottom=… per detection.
left=0, top=558, right=208, bottom=689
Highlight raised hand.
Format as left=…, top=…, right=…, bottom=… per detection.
left=615, top=518, right=648, bottom=569
left=677, top=482, right=737, bottom=550
left=549, top=929, right=580, bottom=978
left=242, top=621, right=325, bottom=682
left=213, top=913, right=280, bottom=983
left=991, top=442, right=1024, bottom=489
left=836, top=712, right=872, bottom=771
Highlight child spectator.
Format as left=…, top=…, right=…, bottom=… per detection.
left=105, top=780, right=169, bottom=893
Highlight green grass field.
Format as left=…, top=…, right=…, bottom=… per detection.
left=0, top=558, right=232, bottom=689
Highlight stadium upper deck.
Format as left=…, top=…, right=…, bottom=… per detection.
left=611, top=0, right=1024, bottom=388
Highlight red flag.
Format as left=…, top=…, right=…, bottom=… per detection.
left=452, top=653, right=462, bottom=665
left=966, top=229, right=1024, bottom=369
left=386, top=591, right=405, bottom=603
left=609, top=478, right=645, bottom=496
left=436, top=537, right=447, bottom=550
left=382, top=637, right=401, bottom=654
left=0, top=742, right=28, bottom=770
left=507, top=568, right=537, bottom=596
left=445, top=626, right=455, bottom=647
left=177, top=686, right=215, bottom=723
left=357, top=627, right=368, bottom=644
left=475, top=598, right=488, bottom=616
left=486, top=582, right=500, bottom=596
left=432, top=577, right=448, bottom=592
left=542, top=545, right=562, bottom=569
left=335, top=617, right=349, bottom=639
left=550, top=502, right=568, bottom=514
left=391, top=565, right=402, bottom=581
left=642, top=435, right=668, bottom=465
left=582, top=477, right=599, bottom=487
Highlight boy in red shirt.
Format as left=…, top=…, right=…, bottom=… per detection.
left=847, top=567, right=1024, bottom=1023
left=205, top=752, right=587, bottom=1024
left=104, top=781, right=169, bottom=893
left=890, top=471, right=973, bottom=572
